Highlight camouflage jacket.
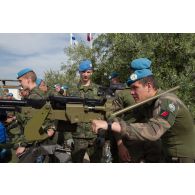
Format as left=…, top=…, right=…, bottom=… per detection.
left=112, top=88, right=135, bottom=142
left=116, top=89, right=195, bottom=159
left=15, top=86, right=56, bottom=146
left=71, top=82, right=102, bottom=139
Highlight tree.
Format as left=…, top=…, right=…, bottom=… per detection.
left=44, top=33, right=195, bottom=119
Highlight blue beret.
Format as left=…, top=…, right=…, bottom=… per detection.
left=61, top=85, right=68, bottom=90
left=36, top=78, right=42, bottom=87
left=127, top=58, right=153, bottom=85
left=79, top=60, right=93, bottom=72
left=130, top=58, right=152, bottom=70
left=109, top=72, right=119, bottom=80
left=17, top=68, right=33, bottom=79
left=7, top=93, right=13, bottom=97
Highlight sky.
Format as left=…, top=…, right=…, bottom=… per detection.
left=0, top=33, right=92, bottom=80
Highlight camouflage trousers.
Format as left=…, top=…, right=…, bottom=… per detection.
left=121, top=139, right=163, bottom=163
left=71, top=138, right=103, bottom=163
left=18, top=144, right=71, bottom=163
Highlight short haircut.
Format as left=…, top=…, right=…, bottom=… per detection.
left=138, top=75, right=158, bottom=90
left=22, top=71, right=37, bottom=82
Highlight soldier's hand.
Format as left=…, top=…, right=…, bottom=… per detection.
left=117, top=140, right=131, bottom=162
left=5, top=116, right=16, bottom=123
left=91, top=120, right=108, bottom=134
left=16, top=147, right=26, bottom=156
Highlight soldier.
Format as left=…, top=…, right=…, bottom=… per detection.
left=108, top=72, right=126, bottom=97
left=14, top=68, right=62, bottom=162
left=54, top=84, right=64, bottom=96
left=107, top=72, right=135, bottom=162
left=70, top=59, right=103, bottom=163
left=36, top=78, right=51, bottom=95
left=37, top=77, right=72, bottom=162
left=7, top=93, right=14, bottom=100
left=92, top=58, right=195, bottom=163
left=109, top=72, right=135, bottom=114
left=61, top=85, right=69, bottom=96
left=19, top=88, right=30, bottom=99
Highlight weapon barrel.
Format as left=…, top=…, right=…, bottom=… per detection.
left=0, top=99, right=27, bottom=106
left=111, top=86, right=180, bottom=118
left=0, top=106, right=17, bottom=111
left=0, top=99, right=46, bottom=108
left=49, top=96, right=106, bottom=107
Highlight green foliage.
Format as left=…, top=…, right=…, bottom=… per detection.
left=92, top=33, right=195, bottom=119
left=44, top=44, right=93, bottom=89
left=44, top=33, right=195, bottom=119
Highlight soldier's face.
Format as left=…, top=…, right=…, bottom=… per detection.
left=40, top=82, right=48, bottom=92
left=111, top=78, right=118, bottom=84
left=18, top=77, right=30, bottom=90
left=55, top=86, right=61, bottom=92
left=130, top=81, right=150, bottom=102
left=80, top=70, right=93, bottom=82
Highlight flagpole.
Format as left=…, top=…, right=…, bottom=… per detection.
left=70, top=33, right=72, bottom=46
left=90, top=33, right=92, bottom=49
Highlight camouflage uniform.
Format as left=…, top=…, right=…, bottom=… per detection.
left=71, top=82, right=103, bottom=163
left=113, top=88, right=135, bottom=121
left=115, top=90, right=195, bottom=162
left=49, top=86, right=73, bottom=160
left=14, top=87, right=62, bottom=162
left=110, top=88, right=135, bottom=162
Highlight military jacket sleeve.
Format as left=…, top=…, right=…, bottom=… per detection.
left=117, top=93, right=180, bottom=141
left=112, top=89, right=135, bottom=142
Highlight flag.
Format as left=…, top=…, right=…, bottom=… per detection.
left=70, top=33, right=78, bottom=46
left=87, top=33, right=93, bottom=42
left=72, top=34, right=76, bottom=41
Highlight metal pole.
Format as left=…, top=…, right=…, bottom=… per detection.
left=110, top=86, right=180, bottom=118
left=70, top=33, right=72, bottom=46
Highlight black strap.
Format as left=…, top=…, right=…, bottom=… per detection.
left=107, top=122, right=112, bottom=132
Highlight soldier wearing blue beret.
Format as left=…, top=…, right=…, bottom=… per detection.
left=15, top=68, right=62, bottom=162
left=70, top=59, right=104, bottom=163
left=92, top=58, right=195, bottom=163
left=127, top=58, right=153, bottom=85
left=78, top=60, right=93, bottom=72
left=60, top=85, right=69, bottom=96
left=17, top=68, right=34, bottom=79
left=108, top=72, right=119, bottom=80
left=36, top=78, right=43, bottom=87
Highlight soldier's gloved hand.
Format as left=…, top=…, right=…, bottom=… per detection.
left=117, top=140, right=131, bottom=162
left=47, top=129, right=55, bottom=137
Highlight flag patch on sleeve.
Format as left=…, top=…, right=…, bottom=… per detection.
left=160, top=111, right=169, bottom=118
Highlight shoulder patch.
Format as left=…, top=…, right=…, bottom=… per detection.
left=160, top=110, right=170, bottom=120
left=168, top=103, right=175, bottom=112
left=161, top=111, right=169, bottom=117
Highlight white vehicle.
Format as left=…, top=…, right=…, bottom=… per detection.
left=0, top=79, right=21, bottom=100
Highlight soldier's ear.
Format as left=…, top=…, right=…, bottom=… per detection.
left=147, top=82, right=153, bottom=92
